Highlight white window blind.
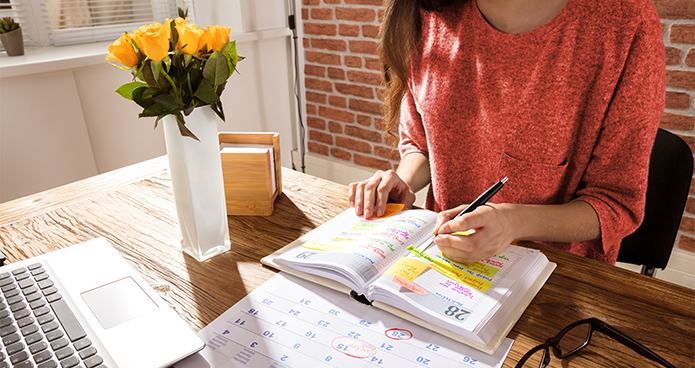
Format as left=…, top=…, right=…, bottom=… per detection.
left=0, top=0, right=193, bottom=50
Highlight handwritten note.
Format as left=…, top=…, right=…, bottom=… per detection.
left=175, top=273, right=513, bottom=368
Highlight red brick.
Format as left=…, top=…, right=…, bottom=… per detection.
left=353, top=153, right=392, bottom=171
left=339, top=24, right=360, bottom=37
left=686, top=48, right=695, bottom=67
left=345, top=0, right=383, bottom=4
left=309, top=129, right=334, bottom=144
left=336, top=7, right=376, bottom=22
left=680, top=135, right=695, bottom=158
left=665, top=47, right=682, bottom=66
left=349, top=98, right=383, bottom=115
left=311, top=8, right=333, bottom=20
left=304, top=23, right=337, bottom=36
left=328, top=121, right=344, bottom=133
left=336, top=136, right=372, bottom=153
left=346, top=124, right=382, bottom=143
left=331, top=147, right=353, bottom=161
left=378, top=8, right=385, bottom=22
left=374, top=145, right=400, bottom=161
left=319, top=105, right=355, bottom=123
left=666, top=70, right=695, bottom=89
left=362, top=25, right=380, bottom=38
left=306, top=91, right=327, bottom=104
left=311, top=38, right=347, bottom=52
left=324, top=0, right=340, bottom=3
left=303, top=0, right=320, bottom=5
left=329, top=95, right=348, bottom=108
left=670, top=24, right=695, bottom=43
left=308, top=141, right=329, bottom=156
left=376, top=87, right=386, bottom=101
left=328, top=67, right=346, bottom=80
left=356, top=114, right=372, bottom=126
left=364, top=57, right=381, bottom=70
left=305, top=77, right=334, bottom=92
left=653, top=0, right=695, bottom=19
left=345, top=56, right=363, bottom=68
left=660, top=112, right=695, bottom=130
left=305, top=64, right=326, bottom=77
left=374, top=117, right=386, bottom=130
left=307, top=116, right=326, bottom=129
left=347, top=70, right=383, bottom=86
left=306, top=103, right=317, bottom=115
left=306, top=51, right=341, bottom=65
left=302, top=8, right=309, bottom=20
left=677, top=234, right=695, bottom=252
left=666, top=91, right=691, bottom=109
left=303, top=38, right=310, bottom=48
left=335, top=82, right=374, bottom=98
left=679, top=215, right=695, bottom=233
left=349, top=40, right=379, bottom=55
left=686, top=196, right=695, bottom=215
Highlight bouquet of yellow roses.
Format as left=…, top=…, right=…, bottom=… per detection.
left=106, top=16, right=239, bottom=140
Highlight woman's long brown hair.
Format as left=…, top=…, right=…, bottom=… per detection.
left=379, top=0, right=450, bottom=145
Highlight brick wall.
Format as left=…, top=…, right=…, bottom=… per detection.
left=300, top=0, right=695, bottom=254
left=656, top=0, right=695, bottom=254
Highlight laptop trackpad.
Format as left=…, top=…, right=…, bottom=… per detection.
left=81, top=277, right=159, bottom=329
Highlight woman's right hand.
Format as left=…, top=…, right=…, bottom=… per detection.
left=348, top=170, right=417, bottom=219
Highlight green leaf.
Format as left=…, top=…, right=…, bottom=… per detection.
left=115, top=82, right=148, bottom=100
left=141, top=87, right=160, bottom=101
left=142, top=60, right=167, bottom=89
left=139, top=104, right=164, bottom=117
left=211, top=101, right=225, bottom=122
left=151, top=60, right=162, bottom=82
left=132, top=87, right=150, bottom=108
left=223, top=40, right=238, bottom=73
left=193, top=79, right=219, bottom=104
left=153, top=93, right=180, bottom=111
left=169, top=20, right=178, bottom=51
left=175, top=112, right=199, bottom=141
left=202, top=51, right=230, bottom=86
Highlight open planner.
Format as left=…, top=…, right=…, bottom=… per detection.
left=261, top=205, right=556, bottom=354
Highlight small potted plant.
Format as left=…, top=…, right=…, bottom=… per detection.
left=0, top=17, right=23, bottom=56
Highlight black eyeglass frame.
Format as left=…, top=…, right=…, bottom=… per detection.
left=515, top=318, right=675, bottom=368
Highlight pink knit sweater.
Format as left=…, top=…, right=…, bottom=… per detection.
left=399, top=0, right=665, bottom=264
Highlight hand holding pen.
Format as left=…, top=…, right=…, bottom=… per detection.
left=420, top=177, right=508, bottom=254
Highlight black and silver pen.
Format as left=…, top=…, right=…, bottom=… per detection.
left=420, top=177, right=508, bottom=253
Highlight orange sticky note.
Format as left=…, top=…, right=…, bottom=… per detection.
left=372, top=203, right=405, bottom=219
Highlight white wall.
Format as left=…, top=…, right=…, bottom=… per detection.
left=0, top=0, right=298, bottom=203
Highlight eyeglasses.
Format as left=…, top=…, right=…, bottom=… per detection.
left=515, top=318, right=675, bottom=368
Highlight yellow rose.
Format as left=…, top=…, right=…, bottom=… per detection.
left=176, top=22, right=205, bottom=55
left=132, top=23, right=170, bottom=62
left=205, top=25, right=231, bottom=52
left=105, top=33, right=139, bottom=68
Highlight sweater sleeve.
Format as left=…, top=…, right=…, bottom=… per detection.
left=575, top=5, right=665, bottom=257
left=398, top=85, right=429, bottom=159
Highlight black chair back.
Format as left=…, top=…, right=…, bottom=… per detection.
left=617, top=128, right=693, bottom=276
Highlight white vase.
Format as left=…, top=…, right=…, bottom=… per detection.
left=163, top=106, right=230, bottom=262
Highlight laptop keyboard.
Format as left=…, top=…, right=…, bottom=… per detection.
left=0, top=262, right=106, bottom=368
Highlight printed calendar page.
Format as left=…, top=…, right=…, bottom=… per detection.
left=175, top=273, right=513, bottom=368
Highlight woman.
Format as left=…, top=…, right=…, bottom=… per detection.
left=348, top=0, right=665, bottom=265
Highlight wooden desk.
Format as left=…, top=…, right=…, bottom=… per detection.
left=0, top=156, right=692, bottom=367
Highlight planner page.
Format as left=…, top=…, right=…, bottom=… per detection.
left=175, top=273, right=513, bottom=368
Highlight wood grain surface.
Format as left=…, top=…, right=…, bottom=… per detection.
left=0, top=156, right=692, bottom=367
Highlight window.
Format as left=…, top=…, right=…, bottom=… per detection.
left=0, top=0, right=192, bottom=50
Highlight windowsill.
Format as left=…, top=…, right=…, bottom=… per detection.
left=0, top=27, right=291, bottom=79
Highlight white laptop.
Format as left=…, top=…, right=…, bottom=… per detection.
left=0, top=237, right=204, bottom=367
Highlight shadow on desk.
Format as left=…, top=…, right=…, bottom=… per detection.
left=181, top=192, right=320, bottom=327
